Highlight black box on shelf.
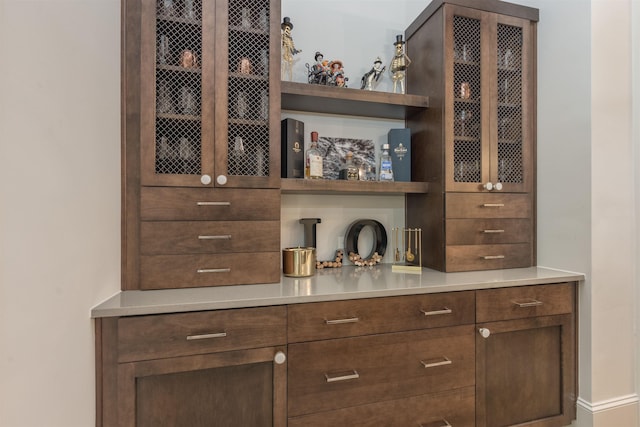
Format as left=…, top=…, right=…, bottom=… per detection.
left=281, top=118, right=305, bottom=178
left=388, top=128, right=411, bottom=182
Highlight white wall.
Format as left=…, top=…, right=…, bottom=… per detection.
left=0, top=0, right=637, bottom=426
left=635, top=0, right=640, bottom=422
left=0, top=0, right=121, bottom=426
left=588, top=0, right=637, bottom=422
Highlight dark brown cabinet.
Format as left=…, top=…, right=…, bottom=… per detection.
left=405, top=0, right=537, bottom=272
left=122, top=0, right=282, bottom=290
left=136, top=0, right=281, bottom=188
left=475, top=283, right=577, bottom=427
left=95, top=282, right=578, bottom=427
left=96, top=306, right=288, bottom=427
left=287, top=292, right=477, bottom=426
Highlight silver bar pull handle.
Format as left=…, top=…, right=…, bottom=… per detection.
left=325, top=317, right=359, bottom=325
left=482, top=255, right=505, bottom=260
left=324, top=370, right=360, bottom=383
left=482, top=203, right=505, bottom=207
left=197, top=268, right=231, bottom=273
left=512, top=299, right=543, bottom=308
left=196, top=201, right=231, bottom=206
left=420, top=356, right=452, bottom=369
left=483, top=229, right=505, bottom=233
left=419, top=419, right=452, bottom=427
left=420, top=307, right=452, bottom=316
left=186, top=332, right=227, bottom=341
left=198, top=235, right=232, bottom=240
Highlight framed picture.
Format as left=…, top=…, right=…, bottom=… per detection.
left=316, top=136, right=375, bottom=180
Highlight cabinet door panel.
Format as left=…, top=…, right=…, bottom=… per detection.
left=288, top=386, right=475, bottom=427
left=139, top=0, right=216, bottom=188
left=213, top=0, right=281, bottom=188
left=476, top=315, right=576, bottom=427
left=118, top=347, right=287, bottom=427
left=493, top=13, right=534, bottom=193
left=445, top=6, right=488, bottom=192
left=288, top=326, right=475, bottom=417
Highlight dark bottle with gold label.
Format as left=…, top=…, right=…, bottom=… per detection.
left=339, top=151, right=359, bottom=181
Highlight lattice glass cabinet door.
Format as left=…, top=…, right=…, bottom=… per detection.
left=494, top=13, right=532, bottom=193
left=140, top=0, right=280, bottom=188
left=450, top=13, right=483, bottom=191
left=214, top=0, right=281, bottom=188
left=446, top=8, right=533, bottom=193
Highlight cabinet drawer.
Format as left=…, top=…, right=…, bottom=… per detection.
left=288, top=325, right=475, bottom=417
left=288, top=292, right=475, bottom=343
left=140, top=220, right=279, bottom=255
left=446, top=243, right=532, bottom=272
left=446, top=193, right=531, bottom=219
left=140, top=187, right=280, bottom=221
left=117, top=306, right=287, bottom=362
left=446, top=218, right=531, bottom=245
left=140, top=252, right=280, bottom=289
left=476, top=283, right=575, bottom=323
left=288, top=386, right=475, bottom=427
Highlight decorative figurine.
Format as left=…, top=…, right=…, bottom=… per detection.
left=360, top=57, right=386, bottom=90
left=281, top=17, right=301, bottom=81
left=306, top=54, right=348, bottom=87
left=180, top=49, right=198, bottom=67
left=390, top=35, right=412, bottom=94
left=328, top=60, right=347, bottom=87
left=306, top=52, right=329, bottom=85
left=237, top=57, right=252, bottom=74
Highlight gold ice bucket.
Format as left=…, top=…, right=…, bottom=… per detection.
left=282, top=247, right=316, bottom=277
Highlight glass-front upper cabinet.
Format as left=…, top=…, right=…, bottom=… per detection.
left=446, top=5, right=533, bottom=193
left=139, top=0, right=280, bottom=188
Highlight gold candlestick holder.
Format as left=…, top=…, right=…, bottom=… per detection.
left=391, top=227, right=422, bottom=274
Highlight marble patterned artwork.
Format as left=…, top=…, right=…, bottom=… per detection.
left=316, top=136, right=376, bottom=180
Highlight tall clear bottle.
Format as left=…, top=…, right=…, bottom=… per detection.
left=378, top=143, right=394, bottom=181
left=305, top=131, right=323, bottom=179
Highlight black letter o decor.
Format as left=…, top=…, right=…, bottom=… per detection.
left=344, top=219, right=387, bottom=261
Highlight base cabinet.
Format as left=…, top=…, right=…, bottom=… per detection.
left=475, top=283, right=577, bottom=427
left=95, top=306, right=288, bottom=427
left=95, top=283, right=577, bottom=427
left=119, top=348, right=286, bottom=427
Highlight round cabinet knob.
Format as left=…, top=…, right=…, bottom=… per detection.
left=200, top=174, right=212, bottom=185
left=483, top=182, right=494, bottom=191
left=216, top=175, right=228, bottom=185
left=479, top=328, right=491, bottom=339
left=274, top=351, right=287, bottom=365
left=494, top=182, right=503, bottom=191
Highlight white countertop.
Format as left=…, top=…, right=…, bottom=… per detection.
left=91, top=265, right=585, bottom=318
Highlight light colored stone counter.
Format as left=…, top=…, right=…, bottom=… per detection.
left=91, top=265, right=585, bottom=318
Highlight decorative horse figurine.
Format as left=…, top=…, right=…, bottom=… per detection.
left=360, top=57, right=386, bottom=90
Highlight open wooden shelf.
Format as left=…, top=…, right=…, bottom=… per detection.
left=281, top=81, right=429, bottom=120
left=281, top=178, right=429, bottom=195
